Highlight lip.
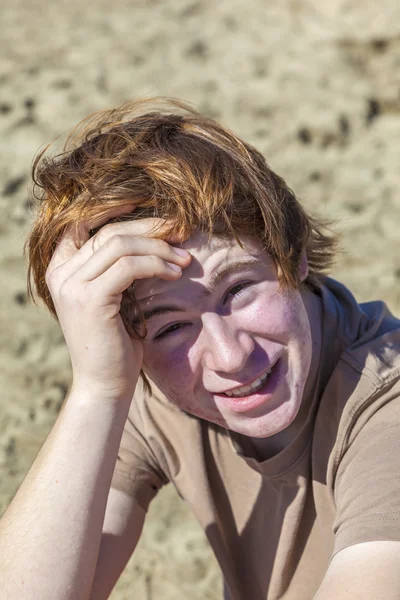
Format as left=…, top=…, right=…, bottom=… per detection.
left=217, top=360, right=278, bottom=395
left=214, top=358, right=282, bottom=414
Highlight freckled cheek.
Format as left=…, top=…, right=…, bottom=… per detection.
left=142, top=345, right=197, bottom=400
left=275, top=295, right=309, bottom=336
left=248, top=297, right=301, bottom=340
left=142, top=345, right=222, bottom=420
left=288, top=302, right=312, bottom=348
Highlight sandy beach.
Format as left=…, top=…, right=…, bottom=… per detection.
left=1, top=1, right=400, bottom=597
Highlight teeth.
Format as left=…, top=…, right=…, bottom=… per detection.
left=250, top=377, right=262, bottom=389
left=224, top=368, right=272, bottom=398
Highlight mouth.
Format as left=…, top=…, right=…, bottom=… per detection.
left=221, top=367, right=272, bottom=398
left=213, top=359, right=283, bottom=414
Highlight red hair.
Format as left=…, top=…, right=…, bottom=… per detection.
left=26, top=96, right=338, bottom=341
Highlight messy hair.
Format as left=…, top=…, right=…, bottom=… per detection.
left=25, top=97, right=338, bottom=388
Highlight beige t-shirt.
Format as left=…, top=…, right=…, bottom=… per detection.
left=111, top=278, right=400, bottom=600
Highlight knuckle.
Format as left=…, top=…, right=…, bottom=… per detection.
left=58, top=279, right=74, bottom=301
left=92, top=225, right=115, bottom=248
left=57, top=281, right=70, bottom=305
left=98, top=223, right=114, bottom=237
left=58, top=278, right=87, bottom=307
left=109, top=234, right=135, bottom=255
left=117, top=255, right=133, bottom=270
left=153, top=238, right=170, bottom=253
left=149, top=255, right=164, bottom=272
left=45, top=266, right=54, bottom=286
left=105, top=233, right=125, bottom=249
left=45, top=265, right=61, bottom=290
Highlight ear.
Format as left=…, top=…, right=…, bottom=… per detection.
left=298, top=250, right=309, bottom=282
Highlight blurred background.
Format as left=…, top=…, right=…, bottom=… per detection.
left=1, top=1, right=400, bottom=598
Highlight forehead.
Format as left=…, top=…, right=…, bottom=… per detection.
left=180, top=231, right=248, bottom=258
left=134, top=231, right=271, bottom=302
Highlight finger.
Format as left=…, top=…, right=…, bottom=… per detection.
left=86, top=203, right=137, bottom=233
left=54, top=217, right=183, bottom=279
left=87, top=254, right=184, bottom=298
left=49, top=204, right=136, bottom=271
left=48, top=223, right=85, bottom=272
left=77, top=235, right=191, bottom=282
left=90, top=217, right=177, bottom=249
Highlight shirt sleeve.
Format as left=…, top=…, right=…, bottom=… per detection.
left=332, top=380, right=400, bottom=556
left=111, top=381, right=169, bottom=512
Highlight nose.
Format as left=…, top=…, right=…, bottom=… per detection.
left=200, top=313, right=254, bottom=374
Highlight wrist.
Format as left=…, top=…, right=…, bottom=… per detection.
left=67, top=379, right=135, bottom=409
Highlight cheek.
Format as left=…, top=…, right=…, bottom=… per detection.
left=143, top=343, right=224, bottom=423
left=250, top=290, right=306, bottom=340
left=285, top=299, right=311, bottom=344
left=143, top=343, right=196, bottom=398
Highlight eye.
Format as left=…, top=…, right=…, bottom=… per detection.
left=224, top=281, right=252, bottom=303
left=154, top=322, right=188, bottom=340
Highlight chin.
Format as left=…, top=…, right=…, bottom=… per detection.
left=223, top=398, right=302, bottom=439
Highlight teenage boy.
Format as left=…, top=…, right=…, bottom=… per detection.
left=1, top=99, right=400, bottom=600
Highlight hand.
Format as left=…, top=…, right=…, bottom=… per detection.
left=45, top=206, right=191, bottom=400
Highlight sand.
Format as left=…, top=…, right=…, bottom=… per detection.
left=1, top=0, right=400, bottom=597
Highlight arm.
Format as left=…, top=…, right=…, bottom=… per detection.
left=89, top=488, right=146, bottom=600
left=314, top=384, right=400, bottom=599
left=0, top=208, right=190, bottom=599
left=313, top=541, right=400, bottom=599
left=0, top=388, right=134, bottom=600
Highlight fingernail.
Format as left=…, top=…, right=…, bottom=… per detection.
left=173, top=247, right=190, bottom=257
left=167, top=262, right=182, bottom=272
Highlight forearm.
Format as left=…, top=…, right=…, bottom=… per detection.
left=0, top=386, right=132, bottom=600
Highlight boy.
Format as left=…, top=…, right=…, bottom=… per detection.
left=1, top=98, right=400, bottom=599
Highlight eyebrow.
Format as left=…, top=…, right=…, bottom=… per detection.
left=207, top=258, right=261, bottom=293
left=132, top=258, right=261, bottom=326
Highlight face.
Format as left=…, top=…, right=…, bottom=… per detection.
left=134, top=231, right=321, bottom=440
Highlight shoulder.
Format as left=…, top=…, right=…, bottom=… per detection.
left=312, top=280, right=400, bottom=480
left=317, top=277, right=400, bottom=426
left=320, top=278, right=400, bottom=380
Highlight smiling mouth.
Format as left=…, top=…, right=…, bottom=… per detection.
left=221, top=367, right=273, bottom=398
